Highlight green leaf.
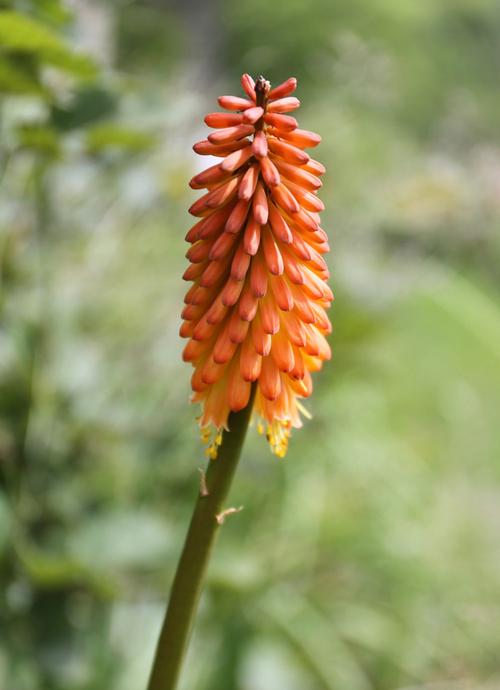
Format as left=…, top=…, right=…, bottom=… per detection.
left=33, top=0, right=72, bottom=25
left=0, top=494, right=12, bottom=553
left=16, top=124, right=60, bottom=156
left=261, top=592, right=373, bottom=690
left=0, top=55, right=44, bottom=95
left=51, top=86, right=118, bottom=131
left=0, top=10, right=96, bottom=77
left=67, top=510, right=174, bottom=572
left=420, top=267, right=500, bottom=364
left=86, top=123, right=155, bottom=154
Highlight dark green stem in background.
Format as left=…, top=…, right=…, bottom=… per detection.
left=147, top=386, right=256, bottom=690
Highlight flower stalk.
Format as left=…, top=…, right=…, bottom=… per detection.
left=146, top=384, right=256, bottom=690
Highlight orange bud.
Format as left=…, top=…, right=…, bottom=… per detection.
left=263, top=112, right=298, bottom=131
left=225, top=198, right=251, bottom=234
left=243, top=217, right=261, bottom=256
left=201, top=357, right=226, bottom=385
left=259, top=356, right=281, bottom=400
left=270, top=183, right=300, bottom=215
left=252, top=313, right=272, bottom=356
left=260, top=157, right=281, bottom=187
left=182, top=337, right=205, bottom=362
left=227, top=310, right=250, bottom=344
left=230, top=244, right=251, bottom=281
left=275, top=127, right=321, bottom=148
left=281, top=246, right=304, bottom=284
left=238, top=163, right=259, bottom=200
left=289, top=207, right=318, bottom=233
left=267, top=97, right=300, bottom=113
left=209, top=228, right=239, bottom=260
left=271, top=329, right=295, bottom=372
left=302, top=158, right=326, bottom=176
left=262, top=226, right=284, bottom=275
left=268, top=77, right=297, bottom=100
left=218, top=95, right=255, bottom=110
left=272, top=157, right=321, bottom=191
left=270, top=274, right=294, bottom=311
left=240, top=73, right=257, bottom=101
left=193, top=314, right=218, bottom=342
left=284, top=179, right=325, bottom=212
left=205, top=295, right=228, bottom=325
left=268, top=201, right=293, bottom=244
left=208, top=124, right=255, bottom=145
left=205, top=175, right=241, bottom=208
left=227, top=363, right=252, bottom=411
left=221, top=277, right=244, bottom=306
left=259, top=294, right=280, bottom=334
left=243, top=106, right=264, bottom=124
left=289, top=226, right=312, bottom=261
left=281, top=311, right=307, bottom=347
left=204, top=112, right=243, bottom=128
left=249, top=251, right=268, bottom=298
left=252, top=130, right=268, bottom=159
left=200, top=259, right=226, bottom=288
left=238, top=283, right=259, bottom=321
left=289, top=346, right=305, bottom=381
left=252, top=182, right=269, bottom=224
left=240, top=336, right=262, bottom=381
left=186, top=238, right=215, bottom=263
left=193, top=139, right=249, bottom=156
left=189, top=163, right=230, bottom=189
left=182, top=262, right=205, bottom=281
left=213, top=325, right=238, bottom=364
left=191, top=362, right=208, bottom=391
left=268, top=138, right=309, bottom=165
left=220, top=144, right=253, bottom=172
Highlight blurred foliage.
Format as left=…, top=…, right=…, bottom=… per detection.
left=1, top=1, right=500, bottom=690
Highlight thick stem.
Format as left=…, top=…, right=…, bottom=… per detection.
left=147, top=386, right=256, bottom=690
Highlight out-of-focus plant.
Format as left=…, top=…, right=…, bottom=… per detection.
left=0, top=3, right=153, bottom=688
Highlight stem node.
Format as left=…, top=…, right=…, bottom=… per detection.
left=215, top=505, right=244, bottom=525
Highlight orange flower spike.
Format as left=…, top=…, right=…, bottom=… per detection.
left=181, top=75, right=332, bottom=456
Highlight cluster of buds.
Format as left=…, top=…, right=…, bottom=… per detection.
left=181, top=75, right=332, bottom=457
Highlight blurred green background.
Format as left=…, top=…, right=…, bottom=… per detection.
left=1, top=1, right=500, bottom=689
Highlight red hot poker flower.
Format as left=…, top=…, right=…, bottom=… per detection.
left=181, top=75, right=332, bottom=457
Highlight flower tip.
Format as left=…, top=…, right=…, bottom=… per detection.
left=241, top=73, right=256, bottom=101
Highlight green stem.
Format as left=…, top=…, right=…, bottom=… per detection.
left=147, top=386, right=256, bottom=690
